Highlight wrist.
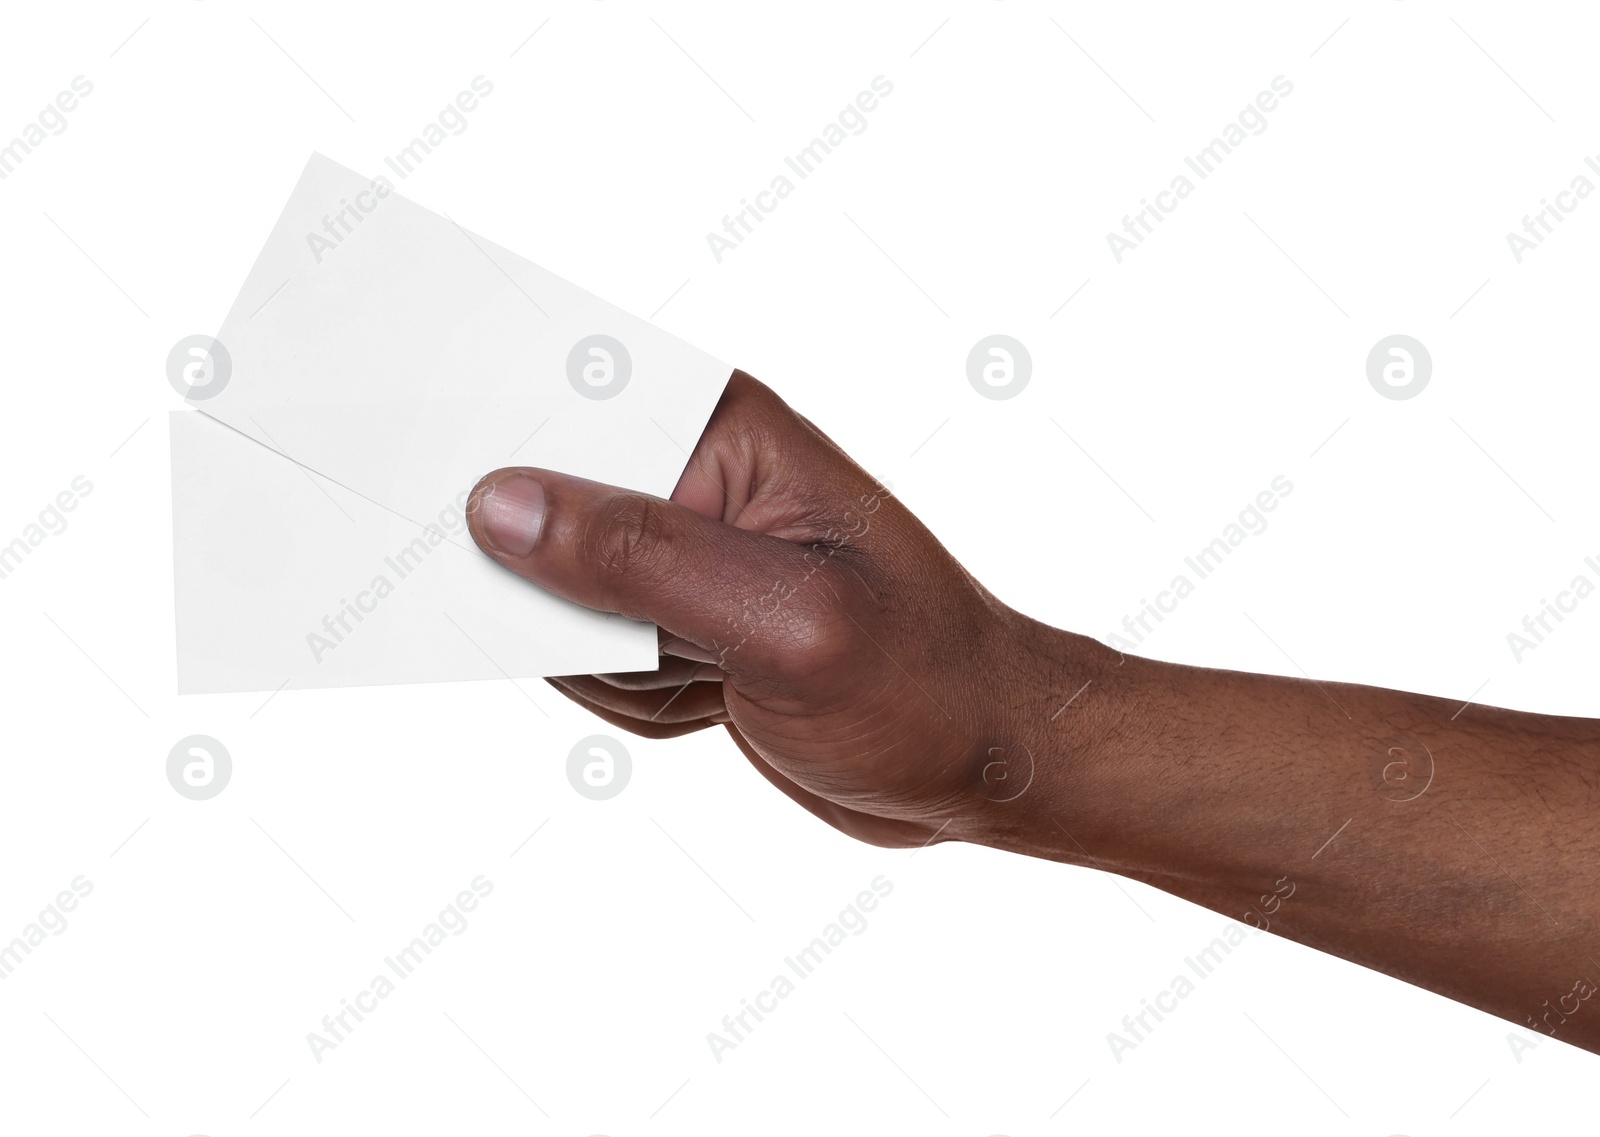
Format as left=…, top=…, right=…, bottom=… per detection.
left=954, top=612, right=1141, bottom=864
left=969, top=626, right=1301, bottom=913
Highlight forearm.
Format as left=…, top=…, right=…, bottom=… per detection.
left=986, top=622, right=1600, bottom=1051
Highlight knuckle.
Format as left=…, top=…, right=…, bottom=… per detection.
left=756, top=567, right=871, bottom=680
left=587, top=494, right=670, bottom=581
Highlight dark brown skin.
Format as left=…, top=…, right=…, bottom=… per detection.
left=466, top=371, right=1600, bottom=1055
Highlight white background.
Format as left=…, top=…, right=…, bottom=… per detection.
left=1, top=1, right=1597, bottom=1133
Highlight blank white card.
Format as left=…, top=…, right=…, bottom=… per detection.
left=172, top=153, right=731, bottom=694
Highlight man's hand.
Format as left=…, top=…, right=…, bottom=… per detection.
left=467, top=370, right=1600, bottom=1055
left=465, top=371, right=1107, bottom=849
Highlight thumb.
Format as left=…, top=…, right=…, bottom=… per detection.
left=465, top=467, right=831, bottom=674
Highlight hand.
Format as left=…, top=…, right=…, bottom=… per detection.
left=465, top=372, right=1107, bottom=848
left=468, top=371, right=1600, bottom=1050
